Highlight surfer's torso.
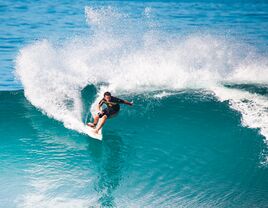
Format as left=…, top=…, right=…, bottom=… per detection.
left=99, top=96, right=124, bottom=112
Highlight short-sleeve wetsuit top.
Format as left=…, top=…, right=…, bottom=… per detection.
left=99, top=96, right=125, bottom=112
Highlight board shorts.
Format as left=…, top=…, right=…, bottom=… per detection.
left=98, top=108, right=119, bottom=119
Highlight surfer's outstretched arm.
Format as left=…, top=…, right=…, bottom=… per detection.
left=123, top=100, right=133, bottom=106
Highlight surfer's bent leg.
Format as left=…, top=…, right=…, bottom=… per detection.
left=92, top=110, right=106, bottom=125
left=92, top=115, right=100, bottom=125
left=95, top=115, right=108, bottom=132
left=87, top=112, right=103, bottom=127
left=94, top=108, right=118, bottom=133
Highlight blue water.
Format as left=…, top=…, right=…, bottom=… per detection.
left=1, top=1, right=268, bottom=207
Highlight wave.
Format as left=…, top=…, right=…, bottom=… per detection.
left=15, top=6, right=268, bottom=140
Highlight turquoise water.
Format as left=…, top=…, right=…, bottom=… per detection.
left=1, top=1, right=268, bottom=207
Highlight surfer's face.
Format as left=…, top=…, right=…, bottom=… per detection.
left=104, top=95, right=111, bottom=102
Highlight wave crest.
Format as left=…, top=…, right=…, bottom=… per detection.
left=16, top=6, right=268, bottom=139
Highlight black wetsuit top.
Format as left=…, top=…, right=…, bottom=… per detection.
left=99, top=96, right=125, bottom=112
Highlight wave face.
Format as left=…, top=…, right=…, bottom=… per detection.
left=16, top=6, right=268, bottom=141
left=1, top=89, right=268, bottom=207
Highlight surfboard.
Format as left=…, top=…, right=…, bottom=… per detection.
left=84, top=124, right=102, bottom=140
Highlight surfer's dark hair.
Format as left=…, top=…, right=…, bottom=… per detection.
left=104, top=92, right=111, bottom=97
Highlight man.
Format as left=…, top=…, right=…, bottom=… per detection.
left=87, top=91, right=133, bottom=133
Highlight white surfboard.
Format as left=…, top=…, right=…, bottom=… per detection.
left=84, top=124, right=103, bottom=140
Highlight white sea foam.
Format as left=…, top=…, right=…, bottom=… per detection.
left=212, top=87, right=268, bottom=139
left=16, top=6, right=268, bottom=140
left=17, top=194, right=92, bottom=208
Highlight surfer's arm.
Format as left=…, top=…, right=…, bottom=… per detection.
left=98, top=99, right=104, bottom=111
left=123, top=100, right=133, bottom=106
left=114, top=97, right=133, bottom=106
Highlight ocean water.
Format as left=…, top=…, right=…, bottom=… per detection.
left=1, top=0, right=268, bottom=207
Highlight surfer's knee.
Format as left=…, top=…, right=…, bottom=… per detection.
left=97, top=112, right=104, bottom=118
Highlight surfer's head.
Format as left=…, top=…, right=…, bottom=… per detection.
left=104, top=91, right=112, bottom=101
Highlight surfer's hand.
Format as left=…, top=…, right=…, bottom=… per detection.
left=124, top=100, right=133, bottom=106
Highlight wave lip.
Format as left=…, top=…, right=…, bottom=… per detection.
left=213, top=86, right=268, bottom=141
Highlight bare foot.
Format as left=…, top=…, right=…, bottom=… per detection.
left=87, top=123, right=96, bottom=128
left=93, top=129, right=99, bottom=134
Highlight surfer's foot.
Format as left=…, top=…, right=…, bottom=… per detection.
left=87, top=122, right=97, bottom=128
left=93, top=129, right=99, bottom=134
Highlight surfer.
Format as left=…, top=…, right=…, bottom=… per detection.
left=87, top=92, right=133, bottom=133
